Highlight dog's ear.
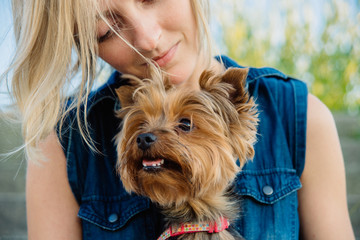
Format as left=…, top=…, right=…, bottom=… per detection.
left=199, top=68, right=248, bottom=94
left=199, top=70, right=215, bottom=87
left=199, top=68, right=250, bottom=106
left=220, top=67, right=249, bottom=104
left=163, top=75, right=174, bottom=91
left=115, top=76, right=142, bottom=108
left=221, top=68, right=258, bottom=165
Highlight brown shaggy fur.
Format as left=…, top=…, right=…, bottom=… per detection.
left=115, top=68, right=258, bottom=240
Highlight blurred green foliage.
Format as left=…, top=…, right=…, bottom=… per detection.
left=219, top=0, right=360, bottom=113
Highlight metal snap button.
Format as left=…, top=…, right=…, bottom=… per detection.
left=108, top=213, right=119, bottom=223
left=262, top=185, right=274, bottom=196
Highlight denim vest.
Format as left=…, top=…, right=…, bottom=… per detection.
left=58, top=56, right=307, bottom=240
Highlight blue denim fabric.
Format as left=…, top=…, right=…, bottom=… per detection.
left=58, top=56, right=307, bottom=239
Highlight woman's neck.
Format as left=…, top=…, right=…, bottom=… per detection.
left=181, top=57, right=226, bottom=91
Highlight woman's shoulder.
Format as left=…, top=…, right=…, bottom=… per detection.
left=57, top=71, right=124, bottom=170
left=218, top=55, right=309, bottom=176
left=218, top=55, right=307, bottom=91
left=85, top=71, right=124, bottom=115
left=215, top=57, right=308, bottom=239
left=59, top=71, right=123, bottom=132
left=57, top=72, right=126, bottom=203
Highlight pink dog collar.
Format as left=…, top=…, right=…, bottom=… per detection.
left=157, top=217, right=230, bottom=240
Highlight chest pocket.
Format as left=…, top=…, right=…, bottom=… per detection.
left=233, top=168, right=302, bottom=240
left=234, top=168, right=301, bottom=204
left=77, top=195, right=162, bottom=239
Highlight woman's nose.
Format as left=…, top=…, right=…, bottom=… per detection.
left=131, top=14, right=161, bottom=52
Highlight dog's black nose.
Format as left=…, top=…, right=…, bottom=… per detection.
left=137, top=133, right=157, bottom=151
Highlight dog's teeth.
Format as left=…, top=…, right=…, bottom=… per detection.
left=142, top=159, right=165, bottom=169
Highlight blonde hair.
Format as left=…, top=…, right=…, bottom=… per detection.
left=6, top=0, right=213, bottom=162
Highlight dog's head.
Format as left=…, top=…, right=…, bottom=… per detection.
left=115, top=68, right=258, bottom=207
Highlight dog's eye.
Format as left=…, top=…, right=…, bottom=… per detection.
left=178, top=118, right=193, bottom=132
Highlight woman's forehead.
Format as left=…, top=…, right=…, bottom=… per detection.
left=96, top=0, right=127, bottom=10
left=95, top=0, right=119, bottom=19
left=95, top=0, right=134, bottom=19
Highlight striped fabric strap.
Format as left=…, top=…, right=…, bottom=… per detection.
left=157, top=217, right=230, bottom=240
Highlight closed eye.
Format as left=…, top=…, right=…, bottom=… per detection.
left=97, top=14, right=127, bottom=43
left=98, top=30, right=113, bottom=43
left=141, top=0, right=157, bottom=4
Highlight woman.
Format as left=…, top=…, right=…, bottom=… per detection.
left=7, top=0, right=354, bottom=239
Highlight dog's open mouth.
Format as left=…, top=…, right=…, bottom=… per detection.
left=140, top=157, right=182, bottom=173
left=142, top=158, right=165, bottom=171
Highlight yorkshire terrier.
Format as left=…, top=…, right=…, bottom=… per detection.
left=115, top=68, right=258, bottom=240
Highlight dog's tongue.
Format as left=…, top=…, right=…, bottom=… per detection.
left=142, top=159, right=164, bottom=167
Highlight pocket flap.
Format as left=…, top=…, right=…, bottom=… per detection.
left=78, top=195, right=150, bottom=231
left=234, top=168, right=302, bottom=204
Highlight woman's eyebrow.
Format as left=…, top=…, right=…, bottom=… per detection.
left=96, top=10, right=114, bottom=20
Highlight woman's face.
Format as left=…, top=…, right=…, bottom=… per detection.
left=97, top=0, right=205, bottom=87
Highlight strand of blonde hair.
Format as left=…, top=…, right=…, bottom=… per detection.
left=6, top=0, right=213, bottom=163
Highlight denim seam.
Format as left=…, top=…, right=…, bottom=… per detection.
left=236, top=183, right=301, bottom=205
left=290, top=79, right=308, bottom=177
left=78, top=201, right=149, bottom=230
left=291, top=194, right=296, bottom=240
left=249, top=72, right=288, bottom=82
left=65, top=119, right=83, bottom=204
left=81, top=194, right=147, bottom=202
left=292, top=80, right=299, bottom=177
left=216, top=55, right=289, bottom=82
left=238, top=168, right=297, bottom=176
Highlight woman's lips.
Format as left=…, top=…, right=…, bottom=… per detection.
left=152, top=42, right=179, bottom=68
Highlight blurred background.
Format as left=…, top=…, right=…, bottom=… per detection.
left=0, top=0, right=359, bottom=239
